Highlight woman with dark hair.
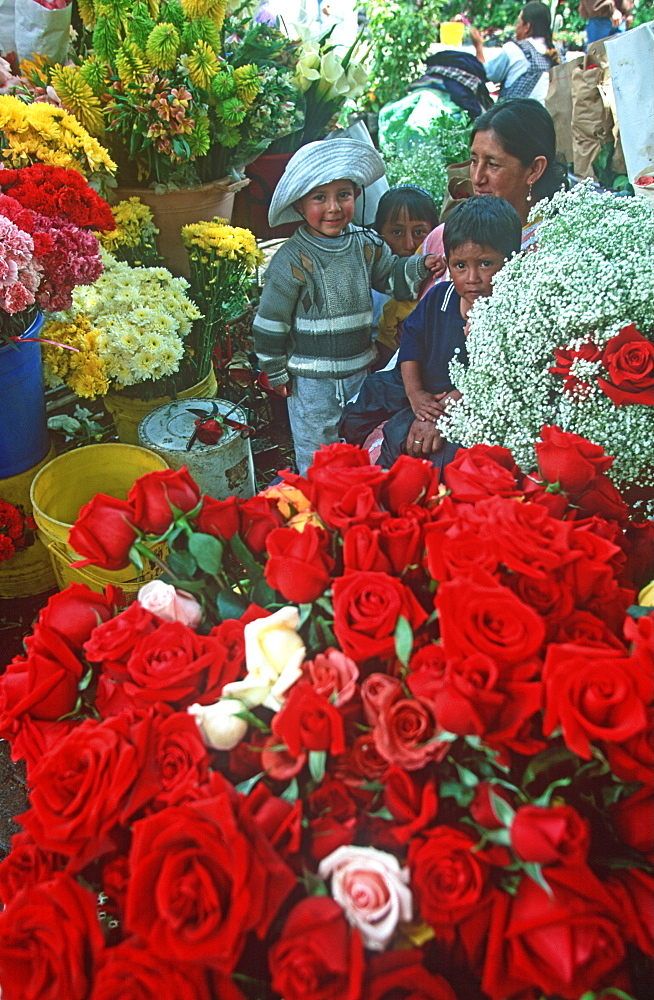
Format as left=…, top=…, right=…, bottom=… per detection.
left=470, top=3, right=560, bottom=104
left=421, top=97, right=568, bottom=296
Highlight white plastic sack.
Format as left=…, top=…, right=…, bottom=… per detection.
left=0, top=0, right=16, bottom=57
left=605, top=21, right=654, bottom=183
left=14, top=0, right=72, bottom=65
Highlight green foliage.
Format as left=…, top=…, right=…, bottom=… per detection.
left=360, top=0, right=442, bottom=110
left=383, top=113, right=473, bottom=208
left=633, top=0, right=654, bottom=26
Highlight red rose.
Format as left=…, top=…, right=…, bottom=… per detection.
left=17, top=713, right=146, bottom=870
left=510, top=804, right=590, bottom=865
left=37, top=583, right=120, bottom=650
left=68, top=493, right=137, bottom=570
left=406, top=643, right=447, bottom=702
left=324, top=484, right=390, bottom=532
left=424, top=519, right=499, bottom=582
left=0, top=872, right=104, bottom=1000
left=307, top=777, right=358, bottom=860
left=408, top=826, right=490, bottom=929
left=195, top=494, right=240, bottom=539
left=302, top=445, right=386, bottom=530
left=143, top=710, right=209, bottom=808
left=122, top=620, right=223, bottom=707
left=0, top=831, right=65, bottom=907
left=269, top=896, right=365, bottom=1000
left=436, top=568, right=546, bottom=666
left=542, top=642, right=652, bottom=759
left=573, top=473, right=629, bottom=522
left=605, top=705, right=654, bottom=785
left=373, top=693, right=442, bottom=770
left=238, top=495, right=285, bottom=552
left=271, top=680, right=346, bottom=758
left=430, top=653, right=542, bottom=750
left=0, top=714, right=76, bottom=779
left=305, top=647, right=359, bottom=706
left=383, top=765, right=439, bottom=844
left=128, top=466, right=201, bottom=535
left=240, top=782, right=303, bottom=863
left=83, top=602, right=160, bottom=676
left=264, top=523, right=334, bottom=603
left=378, top=514, right=424, bottom=575
left=90, top=938, right=213, bottom=1000
left=380, top=455, right=440, bottom=512
left=0, top=624, right=84, bottom=721
left=554, top=610, right=628, bottom=649
left=535, top=425, right=613, bottom=495
left=333, top=570, right=428, bottom=663
left=443, top=444, right=522, bottom=502
left=606, top=869, right=654, bottom=958
left=125, top=774, right=295, bottom=970
left=342, top=524, right=392, bottom=573
left=597, top=323, right=654, bottom=406
left=363, top=949, right=459, bottom=1000
left=361, top=673, right=404, bottom=725
left=469, top=782, right=514, bottom=830
left=610, top=784, right=654, bottom=857
left=481, top=866, right=625, bottom=1000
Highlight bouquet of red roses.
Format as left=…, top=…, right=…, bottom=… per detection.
left=0, top=426, right=652, bottom=1000
left=0, top=163, right=113, bottom=344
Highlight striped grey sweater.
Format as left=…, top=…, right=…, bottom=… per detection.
left=253, top=224, right=429, bottom=385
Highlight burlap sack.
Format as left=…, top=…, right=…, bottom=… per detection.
left=439, top=159, right=474, bottom=224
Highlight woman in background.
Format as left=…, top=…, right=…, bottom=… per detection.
left=470, top=3, right=560, bottom=104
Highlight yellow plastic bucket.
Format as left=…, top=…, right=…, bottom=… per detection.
left=0, top=444, right=57, bottom=599
left=30, top=443, right=169, bottom=597
left=104, top=368, right=218, bottom=446
left=440, top=22, right=465, bottom=46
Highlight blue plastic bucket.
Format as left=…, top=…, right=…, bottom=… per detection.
left=0, top=311, right=49, bottom=478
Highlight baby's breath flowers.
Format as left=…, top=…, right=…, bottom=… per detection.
left=42, top=252, right=201, bottom=399
left=181, top=217, right=263, bottom=378
left=439, top=182, right=654, bottom=514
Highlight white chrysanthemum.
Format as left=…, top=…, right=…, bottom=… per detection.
left=439, top=182, right=654, bottom=513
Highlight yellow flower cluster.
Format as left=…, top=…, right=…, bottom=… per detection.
left=97, top=198, right=159, bottom=252
left=181, top=218, right=263, bottom=268
left=182, top=0, right=226, bottom=32
left=41, top=317, right=110, bottom=399
left=43, top=252, right=202, bottom=395
left=0, top=96, right=116, bottom=179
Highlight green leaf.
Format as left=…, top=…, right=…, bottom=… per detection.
left=308, top=750, right=326, bottom=783
left=167, top=550, right=198, bottom=578
left=129, top=543, right=144, bottom=573
left=298, top=603, right=314, bottom=628
left=234, top=708, right=270, bottom=733
left=216, top=588, right=249, bottom=620
left=235, top=771, right=265, bottom=795
left=626, top=604, right=654, bottom=619
left=281, top=777, right=299, bottom=803
left=439, top=781, right=476, bottom=807
left=251, top=577, right=277, bottom=607
left=394, top=614, right=413, bottom=667
left=453, top=762, right=479, bottom=789
left=367, top=805, right=394, bottom=821
left=229, top=533, right=263, bottom=581
left=522, top=862, right=554, bottom=899
left=532, top=777, right=572, bottom=809
left=489, top=788, right=516, bottom=828
left=188, top=532, right=223, bottom=575
left=78, top=665, right=94, bottom=693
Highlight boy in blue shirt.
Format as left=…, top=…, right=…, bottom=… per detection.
left=340, top=195, right=522, bottom=468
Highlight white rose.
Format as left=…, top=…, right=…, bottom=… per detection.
left=318, top=845, right=413, bottom=951
left=222, top=606, right=305, bottom=711
left=137, top=580, right=202, bottom=628
left=187, top=698, right=249, bottom=751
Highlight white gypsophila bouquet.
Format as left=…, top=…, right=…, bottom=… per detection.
left=42, top=251, right=202, bottom=397
left=440, top=182, right=654, bottom=512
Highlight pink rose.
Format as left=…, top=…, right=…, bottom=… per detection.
left=137, top=580, right=202, bottom=628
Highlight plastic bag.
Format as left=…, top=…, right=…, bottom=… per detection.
left=378, top=90, right=460, bottom=154
left=14, top=0, right=72, bottom=65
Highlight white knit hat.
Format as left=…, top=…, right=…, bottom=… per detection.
left=268, top=137, right=386, bottom=228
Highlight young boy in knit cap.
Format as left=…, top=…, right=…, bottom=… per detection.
left=253, top=137, right=444, bottom=474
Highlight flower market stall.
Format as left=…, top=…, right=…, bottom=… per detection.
left=0, top=431, right=652, bottom=998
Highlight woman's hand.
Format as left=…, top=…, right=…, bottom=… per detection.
left=406, top=418, right=444, bottom=458
left=407, top=389, right=448, bottom=421
left=424, top=254, right=447, bottom=277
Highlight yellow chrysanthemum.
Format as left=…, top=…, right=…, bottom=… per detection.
left=233, top=63, right=260, bottom=107
left=50, top=65, right=105, bottom=136
left=181, top=219, right=263, bottom=268
left=145, top=22, right=181, bottom=71
left=19, top=52, right=52, bottom=89
left=181, top=0, right=226, bottom=32
left=188, top=39, right=218, bottom=89
left=115, top=41, right=149, bottom=85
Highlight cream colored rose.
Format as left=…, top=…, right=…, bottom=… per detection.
left=137, top=580, right=202, bottom=628
left=638, top=580, right=654, bottom=606
left=187, top=698, right=249, bottom=751
left=221, top=606, right=305, bottom=711
left=318, top=845, right=413, bottom=951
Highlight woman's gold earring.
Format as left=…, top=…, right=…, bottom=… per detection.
left=526, top=183, right=533, bottom=203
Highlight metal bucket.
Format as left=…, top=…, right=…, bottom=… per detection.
left=138, top=398, right=256, bottom=500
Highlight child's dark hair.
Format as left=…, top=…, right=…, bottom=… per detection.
left=471, top=99, right=568, bottom=203
left=443, top=195, right=522, bottom=260
left=374, top=185, right=439, bottom=233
